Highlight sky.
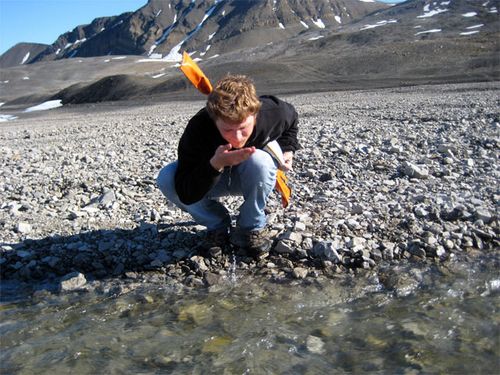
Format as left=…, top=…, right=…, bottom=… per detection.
left=0, top=0, right=147, bottom=55
left=0, top=0, right=403, bottom=56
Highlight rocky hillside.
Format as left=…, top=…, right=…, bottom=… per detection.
left=0, top=0, right=388, bottom=68
left=0, top=0, right=497, bottom=109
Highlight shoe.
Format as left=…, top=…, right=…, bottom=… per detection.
left=230, top=228, right=272, bottom=255
left=201, top=228, right=229, bottom=252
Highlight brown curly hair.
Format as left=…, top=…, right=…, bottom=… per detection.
left=206, top=74, right=262, bottom=123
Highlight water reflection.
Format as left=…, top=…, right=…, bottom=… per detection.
left=1, top=258, right=498, bottom=374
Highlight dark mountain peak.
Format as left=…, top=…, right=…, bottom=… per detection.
left=0, top=42, right=49, bottom=68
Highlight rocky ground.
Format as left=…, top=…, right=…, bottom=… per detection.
left=0, top=82, right=498, bottom=296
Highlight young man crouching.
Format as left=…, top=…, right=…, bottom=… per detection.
left=157, top=74, right=299, bottom=256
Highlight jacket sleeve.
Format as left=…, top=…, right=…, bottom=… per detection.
left=174, top=122, right=222, bottom=205
left=276, top=100, right=300, bottom=153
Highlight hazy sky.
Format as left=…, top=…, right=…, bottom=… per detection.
left=0, top=0, right=403, bottom=56
left=0, top=0, right=146, bottom=55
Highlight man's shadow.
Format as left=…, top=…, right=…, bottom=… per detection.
left=1, top=221, right=202, bottom=291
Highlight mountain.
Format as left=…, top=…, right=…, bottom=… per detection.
left=0, top=0, right=388, bottom=68
left=0, top=0, right=498, bottom=108
left=0, top=43, right=49, bottom=68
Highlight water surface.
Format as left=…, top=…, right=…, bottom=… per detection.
left=1, top=257, right=498, bottom=374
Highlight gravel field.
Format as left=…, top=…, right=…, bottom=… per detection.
left=1, top=82, right=499, bottom=294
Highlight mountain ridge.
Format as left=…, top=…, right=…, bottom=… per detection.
left=0, top=0, right=389, bottom=68
left=0, top=0, right=498, bottom=109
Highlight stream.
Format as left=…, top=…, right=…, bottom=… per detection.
left=1, top=254, right=498, bottom=374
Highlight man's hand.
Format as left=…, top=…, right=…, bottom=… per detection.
left=210, top=144, right=256, bottom=172
left=282, top=151, right=294, bottom=171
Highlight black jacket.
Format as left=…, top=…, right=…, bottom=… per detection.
left=175, top=95, right=300, bottom=204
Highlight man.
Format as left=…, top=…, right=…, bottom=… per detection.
left=157, top=74, right=299, bottom=256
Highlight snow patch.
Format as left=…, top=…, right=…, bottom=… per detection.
left=460, top=30, right=479, bottom=35
left=21, top=52, right=30, bottom=64
left=300, top=21, right=309, bottom=29
left=208, top=32, right=216, bottom=40
left=200, top=44, right=211, bottom=56
left=308, top=36, right=324, bottom=41
left=73, top=38, right=87, bottom=45
left=462, top=12, right=477, bottom=17
left=418, top=7, right=448, bottom=18
left=279, top=23, right=285, bottom=29
left=163, top=43, right=183, bottom=62
left=152, top=73, right=166, bottom=79
left=23, top=77, right=29, bottom=80
left=466, top=24, right=484, bottom=29
left=312, top=18, right=326, bottom=29
left=137, top=58, right=165, bottom=62
left=415, top=29, right=442, bottom=36
left=24, top=100, right=63, bottom=113
left=0, top=114, right=18, bottom=122
left=112, top=56, right=127, bottom=60
left=335, top=15, right=342, bottom=24
left=360, top=19, right=397, bottom=31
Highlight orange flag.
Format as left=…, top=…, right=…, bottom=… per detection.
left=180, top=51, right=212, bottom=95
left=179, top=51, right=291, bottom=208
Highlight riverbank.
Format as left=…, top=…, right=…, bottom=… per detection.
left=1, top=82, right=498, bottom=296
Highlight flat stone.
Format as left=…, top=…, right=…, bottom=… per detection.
left=306, top=335, right=325, bottom=354
left=274, top=240, right=294, bottom=254
left=59, top=272, right=87, bottom=292
left=292, top=267, right=308, bottom=279
left=401, top=161, right=429, bottom=179
left=15, top=222, right=32, bottom=234
left=475, top=209, right=493, bottom=223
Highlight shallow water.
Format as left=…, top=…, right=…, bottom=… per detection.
left=1, top=257, right=499, bottom=374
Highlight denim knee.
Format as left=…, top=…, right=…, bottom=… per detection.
left=156, top=161, right=178, bottom=202
left=239, top=149, right=277, bottom=179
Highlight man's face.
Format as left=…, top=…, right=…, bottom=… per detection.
left=215, top=114, right=256, bottom=149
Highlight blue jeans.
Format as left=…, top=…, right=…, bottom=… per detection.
left=157, top=149, right=277, bottom=231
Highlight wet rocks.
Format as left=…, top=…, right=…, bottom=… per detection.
left=0, top=82, right=498, bottom=293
